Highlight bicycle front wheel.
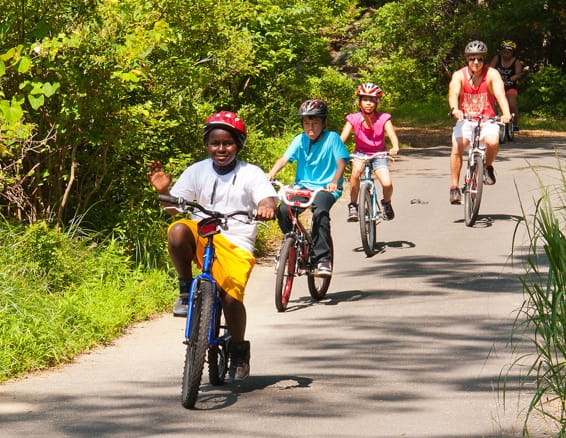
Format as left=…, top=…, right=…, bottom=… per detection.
left=498, top=123, right=506, bottom=144
left=307, top=237, right=333, bottom=300
left=275, top=236, right=296, bottom=312
left=181, top=280, right=214, bottom=409
left=464, top=153, right=484, bottom=227
left=507, top=121, right=515, bottom=141
left=359, top=183, right=377, bottom=257
left=208, top=307, right=228, bottom=386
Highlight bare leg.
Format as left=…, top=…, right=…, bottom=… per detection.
left=374, top=168, right=393, bottom=203
left=221, top=292, right=246, bottom=342
left=349, top=164, right=363, bottom=205
left=450, top=137, right=468, bottom=188
left=506, top=93, right=519, bottom=126
left=167, top=223, right=196, bottom=281
left=483, top=134, right=499, bottom=167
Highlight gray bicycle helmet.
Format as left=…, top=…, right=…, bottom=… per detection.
left=297, top=99, right=328, bottom=118
left=464, top=40, right=488, bottom=55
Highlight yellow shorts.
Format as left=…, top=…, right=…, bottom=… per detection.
left=168, top=219, right=256, bottom=302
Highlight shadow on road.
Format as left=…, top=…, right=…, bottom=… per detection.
left=453, top=213, right=523, bottom=227
left=196, top=375, right=313, bottom=411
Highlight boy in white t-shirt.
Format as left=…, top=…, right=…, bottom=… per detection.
left=148, top=111, right=276, bottom=381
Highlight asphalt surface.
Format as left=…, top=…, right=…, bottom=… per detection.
left=1, top=133, right=564, bottom=437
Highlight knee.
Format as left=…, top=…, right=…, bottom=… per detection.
left=351, top=168, right=363, bottom=180
left=168, top=223, right=195, bottom=250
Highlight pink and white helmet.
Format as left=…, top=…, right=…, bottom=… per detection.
left=356, top=83, right=384, bottom=98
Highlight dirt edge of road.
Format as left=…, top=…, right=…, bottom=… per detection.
left=396, top=126, right=566, bottom=148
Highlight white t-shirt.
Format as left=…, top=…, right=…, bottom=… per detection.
left=170, top=159, right=276, bottom=254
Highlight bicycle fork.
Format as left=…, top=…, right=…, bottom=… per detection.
left=464, top=148, right=485, bottom=192
left=184, top=240, right=223, bottom=347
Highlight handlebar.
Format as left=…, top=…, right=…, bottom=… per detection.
left=157, top=194, right=255, bottom=222
left=350, top=151, right=393, bottom=162
left=449, top=109, right=514, bottom=125
left=272, top=181, right=325, bottom=209
left=462, top=114, right=503, bottom=123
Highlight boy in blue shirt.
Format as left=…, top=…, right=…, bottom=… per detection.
left=267, top=99, right=350, bottom=276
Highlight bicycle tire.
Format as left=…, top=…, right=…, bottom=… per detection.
left=498, top=122, right=506, bottom=144
left=464, top=153, right=484, bottom=227
left=507, top=121, right=515, bottom=141
left=208, top=309, right=228, bottom=386
left=275, top=236, right=296, bottom=312
left=307, top=237, right=333, bottom=300
left=181, top=280, right=214, bottom=409
left=358, top=183, right=376, bottom=257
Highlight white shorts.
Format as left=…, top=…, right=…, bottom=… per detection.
left=452, top=119, right=500, bottom=147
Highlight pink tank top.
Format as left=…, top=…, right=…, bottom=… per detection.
left=459, top=67, right=496, bottom=117
left=346, top=112, right=391, bottom=154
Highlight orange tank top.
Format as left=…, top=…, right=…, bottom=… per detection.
left=459, top=67, right=496, bottom=117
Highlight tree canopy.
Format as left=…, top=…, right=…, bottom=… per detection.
left=1, top=0, right=564, bottom=263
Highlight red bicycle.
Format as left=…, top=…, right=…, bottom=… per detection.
left=273, top=182, right=333, bottom=312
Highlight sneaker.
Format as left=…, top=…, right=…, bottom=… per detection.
left=381, top=200, right=395, bottom=220
left=229, top=341, right=250, bottom=382
left=450, top=187, right=462, bottom=205
left=484, top=165, right=496, bottom=185
left=173, top=293, right=188, bottom=317
left=347, top=203, right=358, bottom=222
left=316, top=259, right=332, bottom=277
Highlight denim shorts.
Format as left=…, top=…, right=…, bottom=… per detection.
left=352, top=152, right=389, bottom=171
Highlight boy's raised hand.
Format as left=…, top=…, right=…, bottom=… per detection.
left=148, top=160, right=172, bottom=194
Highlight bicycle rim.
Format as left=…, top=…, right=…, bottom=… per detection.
left=181, top=281, right=213, bottom=409
left=208, top=308, right=228, bottom=386
left=359, top=184, right=376, bottom=256
left=275, top=237, right=296, bottom=312
left=307, top=238, right=333, bottom=300
left=464, top=155, right=484, bottom=227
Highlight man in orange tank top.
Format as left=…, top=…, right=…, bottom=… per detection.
left=447, top=40, right=511, bottom=205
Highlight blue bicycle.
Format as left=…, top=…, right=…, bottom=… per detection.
left=350, top=152, right=389, bottom=256
left=158, top=194, right=255, bottom=409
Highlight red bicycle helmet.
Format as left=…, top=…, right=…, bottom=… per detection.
left=356, top=83, right=383, bottom=98
left=203, top=111, right=247, bottom=148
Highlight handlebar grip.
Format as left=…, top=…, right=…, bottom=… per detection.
left=158, top=194, right=180, bottom=204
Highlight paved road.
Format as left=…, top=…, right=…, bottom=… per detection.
left=1, top=133, right=564, bottom=437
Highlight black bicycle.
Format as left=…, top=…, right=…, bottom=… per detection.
left=495, top=101, right=515, bottom=144
left=272, top=182, right=333, bottom=312
left=159, top=194, right=256, bottom=409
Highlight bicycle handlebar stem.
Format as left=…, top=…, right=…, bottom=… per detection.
left=272, top=181, right=323, bottom=209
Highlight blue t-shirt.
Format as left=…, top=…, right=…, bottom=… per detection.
left=284, top=130, right=350, bottom=200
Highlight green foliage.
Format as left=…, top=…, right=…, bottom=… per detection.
left=510, top=157, right=566, bottom=435
left=0, top=219, right=174, bottom=382
left=387, top=95, right=454, bottom=128
left=520, top=65, right=566, bottom=119
left=347, top=0, right=459, bottom=101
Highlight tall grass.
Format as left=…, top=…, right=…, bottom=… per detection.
left=0, top=219, right=175, bottom=382
left=511, top=157, right=566, bottom=436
